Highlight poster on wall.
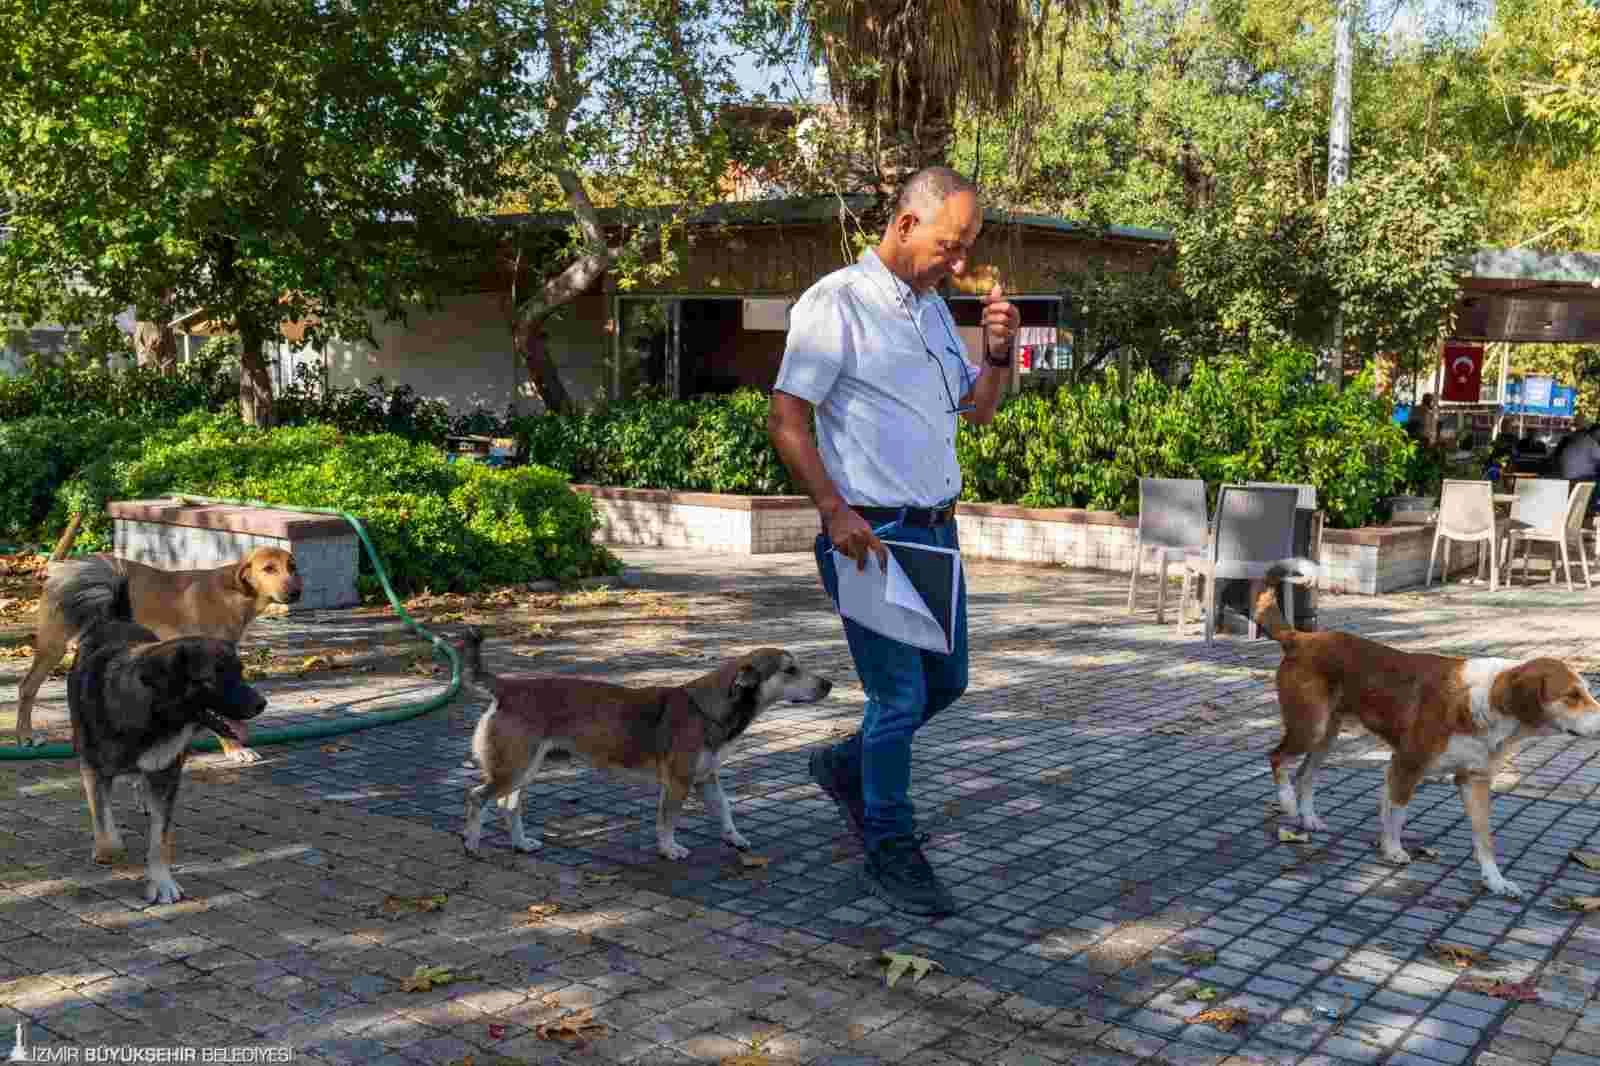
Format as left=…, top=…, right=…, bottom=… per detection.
left=1440, top=341, right=1484, bottom=403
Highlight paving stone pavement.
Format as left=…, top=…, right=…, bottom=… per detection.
left=6, top=547, right=1600, bottom=1065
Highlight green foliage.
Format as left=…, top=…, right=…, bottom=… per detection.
left=16, top=413, right=614, bottom=592
left=0, top=0, right=525, bottom=422
left=512, top=388, right=796, bottom=495
left=960, top=347, right=1417, bottom=530
left=0, top=416, right=150, bottom=539
left=515, top=355, right=1412, bottom=529
left=0, top=349, right=238, bottom=423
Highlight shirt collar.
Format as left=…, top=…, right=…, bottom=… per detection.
left=860, top=247, right=929, bottom=311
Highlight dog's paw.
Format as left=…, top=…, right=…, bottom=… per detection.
left=144, top=876, right=184, bottom=905
left=226, top=746, right=262, bottom=765
left=1301, top=814, right=1327, bottom=832
left=1484, top=873, right=1523, bottom=899
left=658, top=841, right=691, bottom=861
left=1380, top=844, right=1412, bottom=866
left=722, top=830, right=752, bottom=852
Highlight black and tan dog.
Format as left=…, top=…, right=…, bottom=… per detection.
left=58, top=559, right=267, bottom=904
left=458, top=628, right=832, bottom=860
left=15, top=520, right=300, bottom=757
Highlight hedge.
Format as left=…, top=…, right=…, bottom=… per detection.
left=2, top=412, right=616, bottom=593
left=516, top=348, right=1419, bottom=530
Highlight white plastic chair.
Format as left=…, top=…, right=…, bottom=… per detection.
left=1427, top=480, right=1503, bottom=591
left=1179, top=484, right=1301, bottom=645
left=1128, top=478, right=1209, bottom=623
left=1245, top=481, right=1325, bottom=596
left=1506, top=480, right=1593, bottom=591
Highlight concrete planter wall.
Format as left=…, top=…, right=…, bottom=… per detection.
left=573, top=486, right=1483, bottom=595
left=108, top=499, right=360, bottom=610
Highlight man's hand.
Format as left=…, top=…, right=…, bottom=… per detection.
left=981, top=282, right=1021, bottom=360
left=823, top=501, right=888, bottom=573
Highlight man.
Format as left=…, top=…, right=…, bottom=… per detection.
left=1558, top=423, right=1600, bottom=515
left=766, top=166, right=1019, bottom=916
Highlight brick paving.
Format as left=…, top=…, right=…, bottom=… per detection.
left=5, top=547, right=1600, bottom=1065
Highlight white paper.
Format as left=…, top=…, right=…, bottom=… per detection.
left=832, top=548, right=952, bottom=654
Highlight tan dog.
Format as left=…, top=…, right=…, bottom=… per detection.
left=1256, top=562, right=1600, bottom=898
left=15, top=528, right=301, bottom=759
left=458, top=628, right=832, bottom=860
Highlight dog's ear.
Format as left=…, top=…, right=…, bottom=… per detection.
left=729, top=664, right=762, bottom=701
left=231, top=554, right=256, bottom=595
left=139, top=643, right=186, bottom=695
left=1495, top=662, right=1556, bottom=723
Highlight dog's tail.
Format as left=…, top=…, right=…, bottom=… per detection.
left=1252, top=560, right=1320, bottom=645
left=44, top=555, right=132, bottom=638
left=457, top=626, right=498, bottom=693
left=48, top=512, right=83, bottom=562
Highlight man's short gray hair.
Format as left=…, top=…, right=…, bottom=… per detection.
left=895, top=166, right=978, bottom=217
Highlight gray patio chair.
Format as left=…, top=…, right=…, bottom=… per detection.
left=1128, top=477, right=1209, bottom=623
left=1245, top=481, right=1325, bottom=595
left=1178, top=484, right=1300, bottom=646
left=1427, top=480, right=1504, bottom=591
left=1506, top=480, right=1592, bottom=591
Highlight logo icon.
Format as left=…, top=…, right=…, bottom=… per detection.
left=7, top=1021, right=27, bottom=1062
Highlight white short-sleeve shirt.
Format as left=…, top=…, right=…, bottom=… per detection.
left=773, top=249, right=977, bottom=509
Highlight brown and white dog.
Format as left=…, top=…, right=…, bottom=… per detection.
left=15, top=534, right=301, bottom=760
left=457, top=628, right=832, bottom=860
left=1256, top=562, right=1600, bottom=898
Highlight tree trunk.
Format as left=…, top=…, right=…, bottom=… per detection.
left=238, top=319, right=275, bottom=427
left=133, top=318, right=178, bottom=371
left=516, top=318, right=572, bottom=413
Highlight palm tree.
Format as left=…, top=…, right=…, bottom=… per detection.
left=795, top=0, right=1114, bottom=202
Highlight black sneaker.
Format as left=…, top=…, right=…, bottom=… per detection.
left=809, top=741, right=866, bottom=841
left=863, top=834, right=958, bottom=916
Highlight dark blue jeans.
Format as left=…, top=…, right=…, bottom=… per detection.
left=815, top=519, right=968, bottom=849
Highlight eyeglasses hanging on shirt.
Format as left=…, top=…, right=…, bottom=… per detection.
left=869, top=270, right=977, bottom=416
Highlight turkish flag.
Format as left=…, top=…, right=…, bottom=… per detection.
left=1441, top=342, right=1484, bottom=403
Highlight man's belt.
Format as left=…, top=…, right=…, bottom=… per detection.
left=850, top=503, right=957, bottom=528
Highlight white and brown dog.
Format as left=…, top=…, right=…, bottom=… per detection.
left=457, top=629, right=832, bottom=860
left=1256, top=563, right=1600, bottom=898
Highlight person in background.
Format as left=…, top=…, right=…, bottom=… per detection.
left=1558, top=423, right=1600, bottom=516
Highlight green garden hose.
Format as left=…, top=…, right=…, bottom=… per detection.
left=0, top=494, right=463, bottom=760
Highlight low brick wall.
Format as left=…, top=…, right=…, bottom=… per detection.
left=571, top=487, right=1486, bottom=595
left=108, top=499, right=360, bottom=610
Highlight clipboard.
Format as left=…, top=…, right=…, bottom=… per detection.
left=831, top=540, right=962, bottom=654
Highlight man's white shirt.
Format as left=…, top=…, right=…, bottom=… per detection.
left=774, top=248, right=976, bottom=509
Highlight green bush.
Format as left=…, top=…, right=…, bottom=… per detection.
left=0, top=416, right=152, bottom=539
left=29, top=412, right=615, bottom=592
left=958, top=346, right=1416, bottom=528
left=511, top=387, right=795, bottom=495
left=513, top=350, right=1415, bottom=530
left=0, top=349, right=238, bottom=422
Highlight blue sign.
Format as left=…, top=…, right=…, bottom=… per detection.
left=1504, top=378, right=1522, bottom=413
left=1552, top=385, right=1576, bottom=417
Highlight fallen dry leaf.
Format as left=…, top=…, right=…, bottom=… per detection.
left=1429, top=943, right=1485, bottom=969
left=583, top=871, right=621, bottom=885
left=381, top=893, right=448, bottom=918
left=1180, top=950, right=1217, bottom=966
left=1189, top=1006, right=1249, bottom=1032
left=298, top=655, right=334, bottom=674
left=1189, top=986, right=1218, bottom=1002
left=738, top=853, right=771, bottom=869
left=1416, top=846, right=1442, bottom=860
left=846, top=1023, right=867, bottom=1042
left=1560, top=896, right=1600, bottom=912
left=535, top=1006, right=608, bottom=1043
left=487, top=1023, right=506, bottom=1040
left=1457, top=976, right=1539, bottom=1002
left=1278, top=827, right=1310, bottom=843
left=524, top=902, right=561, bottom=924
left=399, top=964, right=478, bottom=993
left=879, top=951, right=942, bottom=989
left=1571, top=851, right=1600, bottom=871
left=320, top=741, right=352, bottom=754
